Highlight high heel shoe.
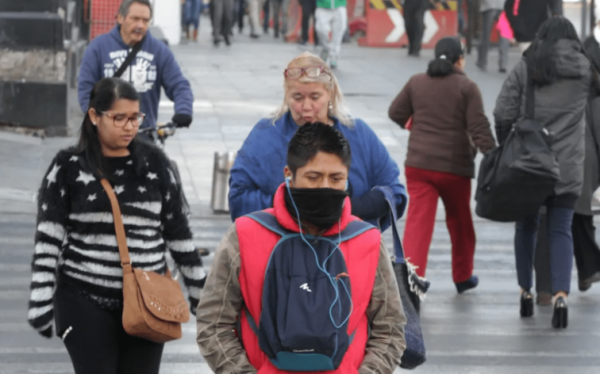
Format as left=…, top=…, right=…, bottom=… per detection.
left=552, top=296, right=568, bottom=329
left=520, top=291, right=534, bottom=317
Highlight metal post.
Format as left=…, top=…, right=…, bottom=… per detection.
left=582, top=0, right=588, bottom=40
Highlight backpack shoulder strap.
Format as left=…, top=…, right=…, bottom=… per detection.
left=338, top=220, right=377, bottom=242
left=245, top=211, right=291, bottom=237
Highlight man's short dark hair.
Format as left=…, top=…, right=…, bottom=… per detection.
left=287, top=122, right=352, bottom=176
left=119, top=0, right=153, bottom=18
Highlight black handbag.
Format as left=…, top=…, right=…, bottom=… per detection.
left=475, top=67, right=560, bottom=222
left=373, top=187, right=429, bottom=370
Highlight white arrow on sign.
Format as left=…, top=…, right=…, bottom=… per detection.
left=385, top=8, right=405, bottom=43
left=423, top=10, right=440, bottom=44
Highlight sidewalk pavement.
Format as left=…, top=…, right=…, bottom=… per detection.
left=0, top=20, right=524, bottom=220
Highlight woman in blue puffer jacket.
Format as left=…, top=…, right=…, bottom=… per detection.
left=228, top=52, right=407, bottom=232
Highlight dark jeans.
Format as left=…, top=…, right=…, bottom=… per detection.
left=234, top=0, right=247, bottom=31
left=403, top=0, right=427, bottom=54
left=300, top=0, right=318, bottom=44
left=54, top=284, right=164, bottom=374
left=515, top=205, right=574, bottom=294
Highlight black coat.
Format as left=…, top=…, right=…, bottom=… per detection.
left=504, top=0, right=562, bottom=42
left=494, top=39, right=592, bottom=199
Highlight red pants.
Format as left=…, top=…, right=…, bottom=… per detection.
left=403, top=167, right=476, bottom=283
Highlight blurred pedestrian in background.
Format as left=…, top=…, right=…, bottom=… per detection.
left=234, top=0, right=247, bottom=33
left=212, top=0, right=233, bottom=45
left=494, top=17, right=593, bottom=328
left=184, top=0, right=204, bottom=41
left=495, top=11, right=515, bottom=73
left=403, top=0, right=430, bottom=57
left=476, top=0, right=505, bottom=72
left=262, top=0, right=271, bottom=34
left=504, top=0, right=562, bottom=52
left=269, top=0, right=289, bottom=38
left=569, top=0, right=600, bottom=293
left=299, top=0, right=319, bottom=45
left=229, top=52, right=407, bottom=233
left=249, top=0, right=266, bottom=37
left=315, top=0, right=347, bottom=68
left=389, top=37, right=495, bottom=293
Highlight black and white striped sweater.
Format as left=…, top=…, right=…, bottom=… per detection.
left=28, top=146, right=205, bottom=337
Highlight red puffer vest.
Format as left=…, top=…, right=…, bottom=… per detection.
left=236, top=184, right=381, bottom=374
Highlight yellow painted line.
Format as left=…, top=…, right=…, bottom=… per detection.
left=389, top=0, right=402, bottom=10
left=370, top=0, right=386, bottom=10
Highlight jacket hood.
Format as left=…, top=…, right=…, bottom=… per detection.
left=553, top=39, right=590, bottom=79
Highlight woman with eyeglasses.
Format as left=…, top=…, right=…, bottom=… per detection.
left=27, top=77, right=205, bottom=373
left=388, top=37, right=496, bottom=294
left=229, top=52, right=407, bottom=234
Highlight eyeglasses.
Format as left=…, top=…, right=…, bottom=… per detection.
left=284, top=66, right=327, bottom=79
left=101, top=112, right=145, bottom=128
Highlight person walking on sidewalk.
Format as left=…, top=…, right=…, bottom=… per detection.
left=248, top=0, right=266, bottom=37
left=562, top=21, right=600, bottom=293
left=78, top=0, right=194, bottom=132
left=315, top=0, right=347, bottom=68
left=571, top=5, right=600, bottom=293
left=299, top=0, right=319, bottom=45
left=403, top=0, right=435, bottom=57
left=388, top=37, right=496, bottom=293
left=494, top=17, right=593, bottom=328
left=183, top=0, right=203, bottom=41
left=197, top=123, right=406, bottom=373
left=27, top=78, right=206, bottom=373
left=476, top=0, right=506, bottom=72
left=212, top=0, right=233, bottom=45
left=228, top=52, right=407, bottom=234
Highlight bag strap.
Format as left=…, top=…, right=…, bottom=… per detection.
left=246, top=211, right=291, bottom=237
left=99, top=178, right=132, bottom=269
left=113, top=37, right=146, bottom=79
left=371, top=186, right=405, bottom=264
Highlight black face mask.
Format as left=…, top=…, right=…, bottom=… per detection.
left=284, top=186, right=348, bottom=231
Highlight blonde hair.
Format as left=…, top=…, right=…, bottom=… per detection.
left=272, top=52, right=353, bottom=126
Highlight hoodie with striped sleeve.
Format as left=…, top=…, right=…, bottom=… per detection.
left=28, top=143, right=205, bottom=338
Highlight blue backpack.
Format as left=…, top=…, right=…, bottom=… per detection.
left=243, top=211, right=375, bottom=372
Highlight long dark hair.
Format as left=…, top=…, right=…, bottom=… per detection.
left=74, top=77, right=140, bottom=180
left=427, top=37, right=463, bottom=77
left=528, top=17, right=582, bottom=87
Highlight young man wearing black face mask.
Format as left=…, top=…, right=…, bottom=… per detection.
left=197, top=123, right=406, bottom=373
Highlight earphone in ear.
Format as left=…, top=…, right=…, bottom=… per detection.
left=345, top=180, right=349, bottom=191
left=285, top=176, right=291, bottom=186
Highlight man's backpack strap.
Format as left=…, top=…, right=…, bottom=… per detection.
left=113, top=36, right=146, bottom=78
left=245, top=211, right=291, bottom=237
left=338, top=221, right=377, bottom=242
left=243, top=305, right=259, bottom=335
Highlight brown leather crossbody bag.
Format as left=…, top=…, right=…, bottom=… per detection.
left=100, top=179, right=189, bottom=343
